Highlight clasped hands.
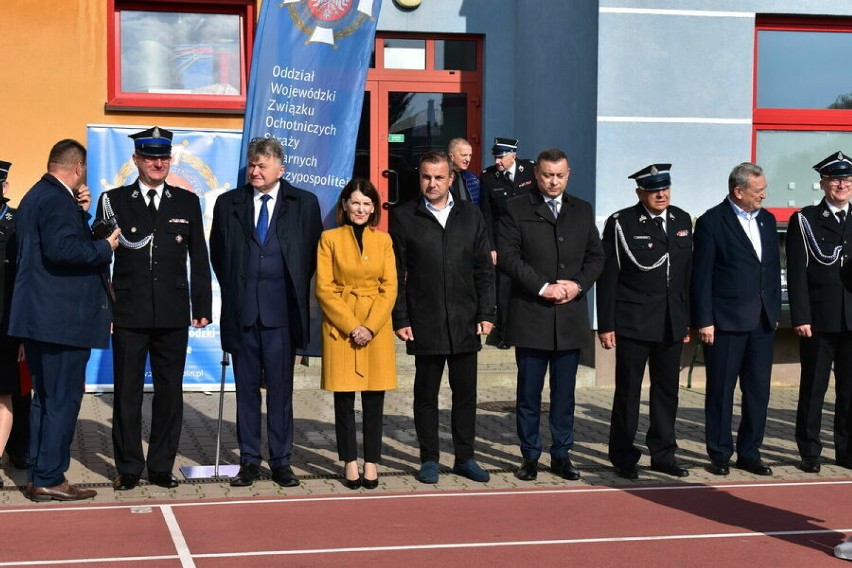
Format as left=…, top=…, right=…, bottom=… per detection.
left=542, top=280, right=581, bottom=304
left=350, top=325, right=374, bottom=346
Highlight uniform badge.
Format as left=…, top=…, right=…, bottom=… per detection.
left=164, top=189, right=173, bottom=199
left=131, top=190, right=140, bottom=199
left=676, top=230, right=689, bottom=237
left=823, top=210, right=831, bottom=218
left=639, top=214, right=648, bottom=223
left=4, top=213, right=11, bottom=221
left=647, top=243, right=654, bottom=249
left=518, top=164, right=525, bottom=172
left=175, top=235, right=183, bottom=244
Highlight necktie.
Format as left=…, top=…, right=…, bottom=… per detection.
left=548, top=199, right=559, bottom=219
left=257, top=194, right=271, bottom=244
left=505, top=170, right=513, bottom=183
left=147, top=189, right=158, bottom=223
left=837, top=209, right=847, bottom=228
left=653, top=216, right=667, bottom=239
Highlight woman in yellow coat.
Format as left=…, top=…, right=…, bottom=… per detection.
left=316, top=179, right=397, bottom=490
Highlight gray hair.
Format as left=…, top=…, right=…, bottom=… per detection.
left=728, top=162, right=763, bottom=192
left=247, top=137, right=284, bottom=164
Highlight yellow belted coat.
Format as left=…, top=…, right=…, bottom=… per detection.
left=315, top=225, right=398, bottom=391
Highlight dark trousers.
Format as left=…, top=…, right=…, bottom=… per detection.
left=413, top=352, right=478, bottom=464
left=704, top=324, right=774, bottom=463
left=232, top=323, right=295, bottom=468
left=333, top=391, right=386, bottom=463
left=112, top=327, right=188, bottom=475
left=515, top=347, right=580, bottom=461
left=25, top=340, right=90, bottom=487
left=795, top=331, right=852, bottom=462
left=7, top=390, right=31, bottom=463
left=608, top=336, right=683, bottom=468
left=494, top=270, right=512, bottom=341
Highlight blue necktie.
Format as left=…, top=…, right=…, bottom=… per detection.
left=257, top=194, right=271, bottom=244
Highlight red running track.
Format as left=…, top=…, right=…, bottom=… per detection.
left=1, top=480, right=851, bottom=567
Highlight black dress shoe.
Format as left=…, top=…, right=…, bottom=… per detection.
left=230, top=463, right=261, bottom=487
left=496, top=341, right=511, bottom=350
left=113, top=473, right=141, bottom=491
left=650, top=461, right=690, bottom=478
left=614, top=464, right=639, bottom=480
left=551, top=457, right=580, bottom=481
left=799, top=459, right=821, bottom=473
left=343, top=476, right=362, bottom=490
left=362, top=476, right=379, bottom=490
left=515, top=459, right=539, bottom=481
left=148, top=472, right=180, bottom=488
left=707, top=460, right=730, bottom=476
left=735, top=458, right=772, bottom=476
left=271, top=465, right=300, bottom=487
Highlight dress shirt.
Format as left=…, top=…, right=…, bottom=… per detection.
left=643, top=206, right=667, bottom=233
left=424, top=193, right=455, bottom=228
left=727, top=196, right=762, bottom=261
left=141, top=182, right=164, bottom=209
left=253, top=182, right=281, bottom=226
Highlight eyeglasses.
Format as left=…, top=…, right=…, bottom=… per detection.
left=827, top=177, right=852, bottom=187
left=140, top=155, right=172, bottom=164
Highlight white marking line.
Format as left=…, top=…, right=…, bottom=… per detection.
left=599, top=7, right=754, bottom=18
left=160, top=505, right=196, bottom=568
left=190, top=527, right=852, bottom=560
left=598, top=116, right=752, bottom=125
left=0, top=555, right=179, bottom=566
left=3, top=479, right=852, bottom=514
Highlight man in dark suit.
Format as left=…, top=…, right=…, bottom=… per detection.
left=209, top=137, right=322, bottom=488
left=480, top=137, right=536, bottom=349
left=691, top=162, right=781, bottom=476
left=96, top=127, right=212, bottom=491
left=448, top=137, right=481, bottom=205
left=391, top=150, right=495, bottom=485
left=787, top=151, right=852, bottom=473
left=497, top=148, right=605, bottom=481
left=10, top=139, right=119, bottom=501
left=597, top=164, right=692, bottom=480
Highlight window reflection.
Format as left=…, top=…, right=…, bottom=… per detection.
left=120, top=11, right=242, bottom=95
left=757, top=30, right=852, bottom=109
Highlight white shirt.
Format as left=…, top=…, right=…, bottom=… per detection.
left=253, top=182, right=280, bottom=226
left=643, top=206, right=667, bottom=233
left=727, top=197, right=762, bottom=261
left=140, top=182, right=165, bottom=209
left=424, top=192, right=455, bottom=228
left=826, top=201, right=849, bottom=219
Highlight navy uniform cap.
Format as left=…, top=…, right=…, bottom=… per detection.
left=492, top=137, right=518, bottom=157
left=813, top=151, right=852, bottom=178
left=0, top=161, right=10, bottom=182
left=628, top=163, right=671, bottom=191
left=129, top=126, right=174, bottom=157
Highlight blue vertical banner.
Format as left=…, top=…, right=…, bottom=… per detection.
left=241, top=0, right=382, bottom=224
left=86, top=125, right=243, bottom=392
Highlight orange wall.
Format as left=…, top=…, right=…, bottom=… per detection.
left=0, top=1, right=246, bottom=205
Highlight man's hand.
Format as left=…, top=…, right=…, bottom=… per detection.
left=542, top=282, right=570, bottom=303
left=76, top=184, right=92, bottom=211
left=598, top=331, right=615, bottom=350
left=794, top=324, right=812, bottom=338
left=106, top=228, right=121, bottom=251
left=491, top=250, right=497, bottom=265
left=395, top=326, right=414, bottom=341
left=192, top=318, right=210, bottom=328
left=477, top=321, right=494, bottom=335
left=698, top=325, right=715, bottom=346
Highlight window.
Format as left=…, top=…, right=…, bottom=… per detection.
left=754, top=17, right=852, bottom=214
left=107, top=0, right=255, bottom=112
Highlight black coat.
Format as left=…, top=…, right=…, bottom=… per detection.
left=390, top=198, right=495, bottom=355
left=480, top=159, right=535, bottom=249
left=597, top=203, right=693, bottom=342
left=96, top=181, right=212, bottom=328
left=497, top=190, right=604, bottom=350
left=209, top=180, right=322, bottom=354
left=0, top=200, right=16, bottom=330
left=786, top=199, right=852, bottom=331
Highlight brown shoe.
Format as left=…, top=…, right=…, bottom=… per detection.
left=28, top=481, right=97, bottom=502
